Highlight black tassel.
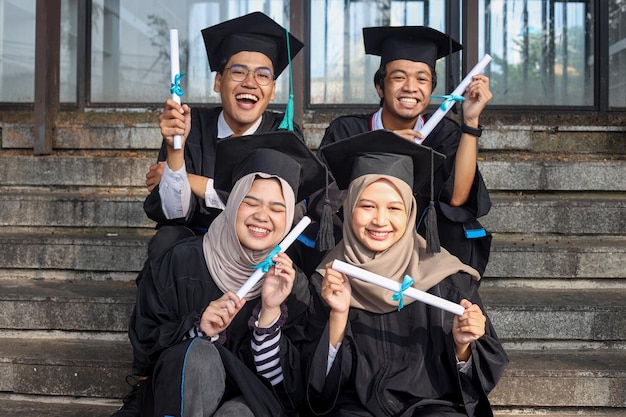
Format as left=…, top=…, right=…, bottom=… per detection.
left=317, top=199, right=335, bottom=251
left=425, top=147, right=440, bottom=253
left=316, top=166, right=335, bottom=251
left=425, top=202, right=440, bottom=253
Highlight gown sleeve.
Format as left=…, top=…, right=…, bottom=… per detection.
left=128, top=238, right=211, bottom=375
left=441, top=273, right=509, bottom=416
left=425, top=118, right=491, bottom=223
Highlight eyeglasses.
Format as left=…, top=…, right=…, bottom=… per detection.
left=224, top=64, right=274, bottom=86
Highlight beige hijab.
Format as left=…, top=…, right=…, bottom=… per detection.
left=317, top=174, right=480, bottom=313
left=204, top=173, right=295, bottom=299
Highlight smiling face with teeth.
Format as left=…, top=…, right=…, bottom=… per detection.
left=235, top=177, right=287, bottom=251
left=214, top=51, right=277, bottom=135
left=375, top=59, right=434, bottom=131
left=351, top=179, right=408, bottom=253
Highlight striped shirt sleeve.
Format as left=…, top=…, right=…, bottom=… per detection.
left=249, top=303, right=288, bottom=386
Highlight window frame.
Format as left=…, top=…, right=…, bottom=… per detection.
left=0, top=0, right=621, bottom=113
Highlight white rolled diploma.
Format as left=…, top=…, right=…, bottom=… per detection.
left=170, top=29, right=182, bottom=150
left=331, top=259, right=465, bottom=316
left=418, top=54, right=492, bottom=139
left=236, top=216, right=313, bottom=299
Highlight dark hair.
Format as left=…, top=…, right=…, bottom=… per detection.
left=373, top=63, right=437, bottom=107
left=216, top=57, right=230, bottom=74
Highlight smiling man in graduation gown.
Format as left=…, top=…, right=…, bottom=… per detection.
left=316, top=26, right=493, bottom=276
left=111, top=12, right=304, bottom=417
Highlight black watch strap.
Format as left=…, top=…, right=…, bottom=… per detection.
left=461, top=123, right=483, bottom=137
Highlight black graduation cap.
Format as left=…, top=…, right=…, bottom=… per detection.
left=201, top=12, right=304, bottom=77
left=214, top=131, right=325, bottom=203
left=319, top=130, right=445, bottom=191
left=363, top=26, right=462, bottom=69
left=319, top=130, right=446, bottom=253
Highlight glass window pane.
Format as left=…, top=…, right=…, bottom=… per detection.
left=61, top=0, right=78, bottom=103
left=309, top=0, right=449, bottom=105
left=90, top=0, right=290, bottom=104
left=609, top=1, right=626, bottom=109
left=0, top=0, right=36, bottom=102
left=480, top=0, right=593, bottom=106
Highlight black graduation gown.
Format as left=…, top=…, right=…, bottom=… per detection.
left=129, top=236, right=310, bottom=416
left=318, top=114, right=492, bottom=276
left=143, top=107, right=304, bottom=231
left=304, top=271, right=508, bottom=417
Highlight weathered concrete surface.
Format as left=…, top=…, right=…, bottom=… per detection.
left=0, top=280, right=135, bottom=332
left=490, top=350, right=626, bottom=408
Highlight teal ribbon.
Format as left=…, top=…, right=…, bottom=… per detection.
left=430, top=94, right=464, bottom=111
left=391, top=275, right=414, bottom=311
left=251, top=246, right=281, bottom=273
left=278, top=27, right=294, bottom=131
left=170, top=73, right=185, bottom=97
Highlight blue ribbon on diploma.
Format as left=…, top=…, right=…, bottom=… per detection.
left=252, top=246, right=281, bottom=273
left=430, top=94, right=465, bottom=111
left=170, top=73, right=185, bottom=96
left=391, top=275, right=415, bottom=311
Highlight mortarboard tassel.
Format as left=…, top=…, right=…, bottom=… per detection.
left=425, top=147, right=441, bottom=253
left=279, top=27, right=294, bottom=131
left=317, top=166, right=335, bottom=251
left=280, top=92, right=294, bottom=131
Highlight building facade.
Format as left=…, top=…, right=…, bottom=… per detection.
left=0, top=0, right=624, bottom=152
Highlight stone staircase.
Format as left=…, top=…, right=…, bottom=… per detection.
left=0, top=119, right=625, bottom=416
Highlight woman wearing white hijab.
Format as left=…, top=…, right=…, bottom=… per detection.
left=305, top=131, right=508, bottom=417
left=129, top=132, right=324, bottom=417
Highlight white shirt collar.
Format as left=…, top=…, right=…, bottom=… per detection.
left=372, top=108, right=426, bottom=144
left=217, top=111, right=263, bottom=138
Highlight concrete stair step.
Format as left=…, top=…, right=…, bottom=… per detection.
left=304, top=122, right=626, bottom=154
left=483, top=192, right=626, bottom=235
left=478, top=157, right=626, bottom=192
left=0, top=402, right=623, bottom=417
left=490, top=349, right=626, bottom=409
left=0, top=280, right=135, bottom=333
left=1, top=122, right=160, bottom=150
left=492, top=408, right=626, bottom=417
left=0, top=230, right=624, bottom=286
left=0, top=338, right=131, bottom=398
left=481, top=287, right=626, bottom=344
left=1, top=189, right=624, bottom=233
left=479, top=124, right=626, bottom=154
left=1, top=152, right=624, bottom=191
left=1, top=280, right=624, bottom=344
left=0, top=189, right=153, bottom=229
left=0, top=153, right=153, bottom=187
left=0, top=229, right=151, bottom=279
left=5, top=120, right=626, bottom=153
left=0, top=338, right=623, bottom=410
left=485, top=233, right=626, bottom=286
left=0, top=395, right=119, bottom=417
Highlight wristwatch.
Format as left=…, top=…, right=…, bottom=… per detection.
left=461, top=123, right=483, bottom=137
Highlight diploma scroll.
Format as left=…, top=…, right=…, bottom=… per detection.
left=331, top=259, right=465, bottom=316
left=170, top=29, right=183, bottom=150
left=236, top=216, right=312, bottom=299
left=418, top=54, right=492, bottom=139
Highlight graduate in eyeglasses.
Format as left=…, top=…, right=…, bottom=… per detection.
left=112, top=12, right=304, bottom=417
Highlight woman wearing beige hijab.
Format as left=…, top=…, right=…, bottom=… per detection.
left=129, top=132, right=324, bottom=417
left=305, top=131, right=508, bottom=417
